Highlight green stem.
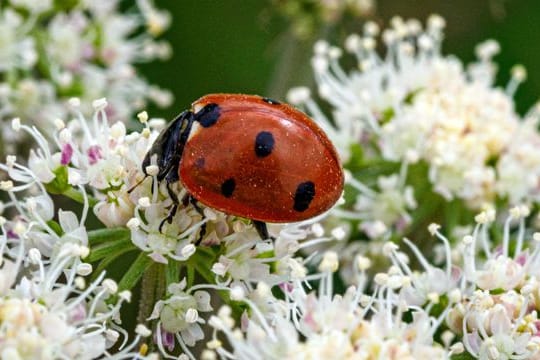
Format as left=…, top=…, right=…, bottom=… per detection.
left=118, top=252, right=154, bottom=292
left=165, top=260, right=180, bottom=286
left=137, top=263, right=159, bottom=326
left=189, top=248, right=217, bottom=285
left=88, top=227, right=130, bottom=245
left=186, top=264, right=195, bottom=288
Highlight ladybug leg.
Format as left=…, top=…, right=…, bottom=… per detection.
left=253, top=220, right=274, bottom=241
left=141, top=110, right=196, bottom=233
left=195, top=225, right=207, bottom=246
left=158, top=203, right=178, bottom=233
left=181, top=194, right=207, bottom=246
left=158, top=181, right=181, bottom=233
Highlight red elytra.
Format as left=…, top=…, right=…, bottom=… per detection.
left=178, top=94, right=344, bottom=223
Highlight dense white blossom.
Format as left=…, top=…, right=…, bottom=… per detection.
left=0, top=167, right=153, bottom=359
left=289, top=15, right=540, bottom=217
left=3, top=6, right=540, bottom=359
left=0, top=0, right=172, bottom=154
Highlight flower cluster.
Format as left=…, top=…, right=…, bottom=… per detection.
left=0, top=0, right=172, bottom=153
left=288, top=15, right=540, bottom=241
left=0, top=160, right=154, bottom=359
left=273, top=0, right=375, bottom=38
left=447, top=207, right=540, bottom=359
left=206, top=205, right=540, bottom=360
left=4, top=6, right=540, bottom=360
left=208, top=250, right=453, bottom=359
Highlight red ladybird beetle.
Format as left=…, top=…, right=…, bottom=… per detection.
left=141, top=94, right=344, bottom=241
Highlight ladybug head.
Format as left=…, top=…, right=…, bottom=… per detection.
left=129, top=110, right=194, bottom=193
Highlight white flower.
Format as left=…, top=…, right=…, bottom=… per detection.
left=351, top=172, right=417, bottom=237
left=475, top=256, right=526, bottom=291
left=0, top=10, right=36, bottom=71
left=0, top=214, right=139, bottom=359
left=149, top=279, right=212, bottom=357
left=0, top=1, right=172, bottom=151
left=291, top=15, right=540, bottom=209
left=446, top=209, right=540, bottom=358
left=131, top=201, right=204, bottom=263
left=210, top=255, right=448, bottom=360
left=213, top=231, right=280, bottom=284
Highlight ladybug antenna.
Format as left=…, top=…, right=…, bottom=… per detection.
left=127, top=175, right=148, bottom=194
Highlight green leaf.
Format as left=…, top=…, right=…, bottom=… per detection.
left=346, top=143, right=364, bottom=166
left=118, top=252, right=154, bottom=291
left=88, top=227, right=130, bottom=245
left=86, top=236, right=135, bottom=263
left=91, top=250, right=135, bottom=282
left=61, top=187, right=99, bottom=207
left=348, top=161, right=400, bottom=185
left=46, top=220, right=62, bottom=236
left=53, top=0, right=79, bottom=12
left=451, top=352, right=476, bottom=360
left=188, top=248, right=218, bottom=285
left=380, top=107, right=395, bottom=125
left=44, top=166, right=70, bottom=194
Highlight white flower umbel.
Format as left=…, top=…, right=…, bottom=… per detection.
left=289, top=15, right=540, bottom=209
left=335, top=169, right=417, bottom=239
left=0, top=196, right=153, bottom=359
left=130, top=199, right=206, bottom=263
left=0, top=0, right=172, bottom=153
left=2, top=101, right=356, bottom=359
left=385, top=227, right=460, bottom=308
left=208, top=253, right=450, bottom=359
left=446, top=206, right=540, bottom=359
left=149, top=278, right=212, bottom=359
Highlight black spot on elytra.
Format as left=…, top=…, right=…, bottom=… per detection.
left=262, top=97, right=281, bottom=105
left=254, top=131, right=274, bottom=158
left=221, top=178, right=236, bottom=198
left=196, top=103, right=220, bottom=127
left=293, top=181, right=315, bottom=212
left=195, top=157, right=205, bottom=169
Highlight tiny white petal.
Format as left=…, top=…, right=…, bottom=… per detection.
left=11, top=118, right=21, bottom=131
left=138, top=197, right=151, bottom=207
left=145, top=165, right=159, bottom=176
left=230, top=286, right=244, bottom=301
left=138, top=111, right=149, bottom=123
left=185, top=308, right=199, bottom=323
left=28, top=248, right=41, bottom=264
left=92, top=97, right=108, bottom=110
left=68, top=97, right=81, bottom=107
left=77, top=263, right=93, bottom=276
left=181, top=244, right=196, bottom=258
left=103, top=279, right=118, bottom=294
left=135, top=324, right=152, bottom=337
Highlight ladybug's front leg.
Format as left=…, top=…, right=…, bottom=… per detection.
left=182, top=194, right=207, bottom=245
left=252, top=220, right=274, bottom=241
left=158, top=180, right=181, bottom=233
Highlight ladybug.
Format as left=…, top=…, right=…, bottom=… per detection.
left=141, top=94, right=344, bottom=241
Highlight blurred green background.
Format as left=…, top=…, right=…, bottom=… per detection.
left=142, top=0, right=540, bottom=117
